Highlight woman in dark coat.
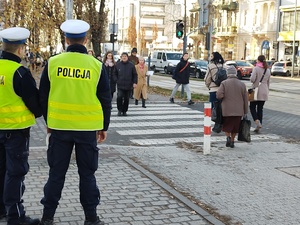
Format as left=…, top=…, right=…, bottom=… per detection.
left=169, top=52, right=194, bottom=105
left=103, top=51, right=117, bottom=98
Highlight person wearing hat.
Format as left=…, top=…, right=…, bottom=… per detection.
left=216, top=65, right=248, bottom=148
left=0, top=27, right=42, bottom=225
left=128, top=47, right=139, bottom=99
left=38, top=20, right=111, bottom=225
left=113, top=52, right=137, bottom=116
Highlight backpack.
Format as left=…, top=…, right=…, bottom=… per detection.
left=212, top=65, right=227, bottom=86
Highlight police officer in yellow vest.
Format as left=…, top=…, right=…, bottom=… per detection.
left=0, top=27, right=42, bottom=225
left=38, top=20, right=111, bottom=225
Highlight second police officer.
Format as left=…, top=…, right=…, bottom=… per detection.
left=38, top=20, right=111, bottom=225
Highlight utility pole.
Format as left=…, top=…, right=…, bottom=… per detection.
left=291, top=0, right=297, bottom=78
left=183, top=0, right=187, bottom=53
left=112, top=0, right=116, bottom=53
left=65, top=0, right=73, bottom=20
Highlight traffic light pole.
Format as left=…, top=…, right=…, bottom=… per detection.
left=112, top=0, right=116, bottom=53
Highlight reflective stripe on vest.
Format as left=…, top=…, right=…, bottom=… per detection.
left=0, top=60, right=35, bottom=129
left=47, top=52, right=104, bottom=130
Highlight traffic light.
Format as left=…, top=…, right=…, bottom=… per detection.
left=176, top=21, right=184, bottom=39
left=110, top=33, right=117, bottom=43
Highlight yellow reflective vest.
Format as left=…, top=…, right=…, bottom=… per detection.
left=47, top=52, right=104, bottom=130
left=0, top=60, right=35, bottom=129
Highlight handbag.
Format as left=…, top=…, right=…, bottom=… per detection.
left=248, top=69, right=267, bottom=101
left=238, top=116, right=251, bottom=142
left=212, top=101, right=222, bottom=124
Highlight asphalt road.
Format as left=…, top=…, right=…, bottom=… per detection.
left=148, top=73, right=300, bottom=116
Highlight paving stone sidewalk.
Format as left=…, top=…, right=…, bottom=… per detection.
left=0, top=145, right=218, bottom=225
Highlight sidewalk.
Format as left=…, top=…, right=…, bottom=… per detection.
left=3, top=93, right=299, bottom=225
left=0, top=145, right=219, bottom=225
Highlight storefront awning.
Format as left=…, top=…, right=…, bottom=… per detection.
left=278, top=31, right=300, bottom=41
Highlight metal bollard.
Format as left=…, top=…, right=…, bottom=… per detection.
left=203, top=103, right=211, bottom=155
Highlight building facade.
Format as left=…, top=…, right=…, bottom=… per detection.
left=189, top=0, right=299, bottom=62
left=106, top=0, right=197, bottom=56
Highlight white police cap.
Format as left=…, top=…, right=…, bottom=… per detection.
left=60, top=19, right=90, bottom=38
left=0, top=27, right=30, bottom=44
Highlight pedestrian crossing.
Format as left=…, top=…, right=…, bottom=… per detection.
left=109, top=102, right=281, bottom=147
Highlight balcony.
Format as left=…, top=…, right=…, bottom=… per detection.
left=215, top=26, right=237, bottom=36
left=218, top=2, right=238, bottom=11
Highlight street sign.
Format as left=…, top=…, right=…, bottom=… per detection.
left=109, top=23, right=118, bottom=33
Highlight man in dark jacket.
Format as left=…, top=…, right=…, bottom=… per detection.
left=169, top=52, right=194, bottom=105
left=113, top=52, right=137, bottom=116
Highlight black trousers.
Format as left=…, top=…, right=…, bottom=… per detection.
left=117, top=88, right=130, bottom=113
left=0, top=128, right=30, bottom=223
left=41, top=130, right=100, bottom=219
left=250, top=101, right=265, bottom=124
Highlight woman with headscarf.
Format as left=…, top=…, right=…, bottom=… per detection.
left=216, top=66, right=248, bottom=148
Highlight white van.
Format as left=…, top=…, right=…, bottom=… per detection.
left=151, top=51, right=182, bottom=74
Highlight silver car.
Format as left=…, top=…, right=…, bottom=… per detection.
left=271, top=61, right=298, bottom=76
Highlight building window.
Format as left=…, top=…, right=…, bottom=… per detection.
left=282, top=11, right=300, bottom=32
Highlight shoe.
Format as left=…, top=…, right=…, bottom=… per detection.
left=117, top=111, right=122, bottom=116
left=142, top=105, right=146, bottom=108
left=226, top=136, right=231, bottom=147
left=230, top=141, right=235, bottom=148
left=84, top=216, right=104, bottom=225
left=135, top=99, right=138, bottom=105
left=10, top=216, right=40, bottom=225
left=188, top=100, right=195, bottom=105
left=122, top=112, right=127, bottom=116
left=170, top=97, right=174, bottom=103
left=39, top=218, right=54, bottom=225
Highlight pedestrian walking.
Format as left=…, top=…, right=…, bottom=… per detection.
left=113, top=52, right=137, bottom=116
left=103, top=51, right=117, bottom=99
left=134, top=56, right=148, bottom=108
left=128, top=47, right=139, bottom=99
left=0, top=27, right=42, bottom=225
left=249, top=55, right=271, bottom=132
left=204, top=51, right=225, bottom=132
left=216, top=66, right=248, bottom=148
left=169, top=52, right=194, bottom=105
left=38, top=19, right=111, bottom=225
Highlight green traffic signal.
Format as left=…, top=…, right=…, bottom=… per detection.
left=176, top=21, right=184, bottom=39
left=177, top=31, right=183, bottom=38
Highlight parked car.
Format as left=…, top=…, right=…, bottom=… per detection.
left=189, top=60, right=208, bottom=79
left=144, top=57, right=155, bottom=70
left=114, top=54, right=120, bottom=62
left=151, top=51, right=182, bottom=74
left=271, top=61, right=298, bottom=76
left=224, top=60, right=254, bottom=79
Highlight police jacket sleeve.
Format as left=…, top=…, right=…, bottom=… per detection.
left=97, top=66, right=112, bottom=131
left=39, top=63, right=50, bottom=123
left=13, top=66, right=42, bottom=118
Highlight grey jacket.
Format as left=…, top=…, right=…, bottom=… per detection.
left=250, top=66, right=271, bottom=101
